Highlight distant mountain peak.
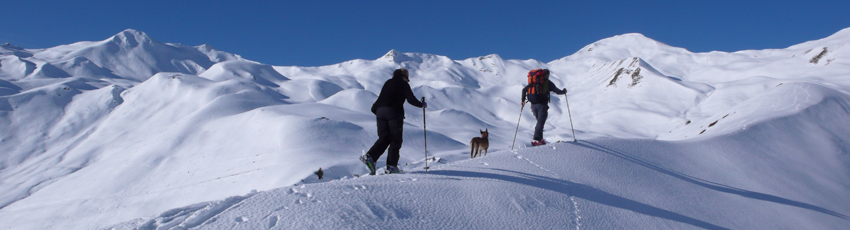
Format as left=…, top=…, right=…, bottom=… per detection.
left=1, top=42, right=32, bottom=58
left=379, top=49, right=411, bottom=63
left=381, top=49, right=401, bottom=59
left=108, top=29, right=155, bottom=47
left=477, top=54, right=503, bottom=60
left=598, top=33, right=657, bottom=43
left=1, top=42, right=24, bottom=50
left=586, top=33, right=670, bottom=51
left=378, top=49, right=455, bottom=66
left=559, top=32, right=690, bottom=63
left=116, top=28, right=147, bottom=37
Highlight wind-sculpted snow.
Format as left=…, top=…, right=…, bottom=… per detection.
left=0, top=79, right=21, bottom=96
left=0, top=56, right=37, bottom=81
left=662, top=82, right=848, bottom=140
left=1, top=28, right=850, bottom=229
left=317, top=89, right=378, bottom=114
left=199, top=60, right=289, bottom=87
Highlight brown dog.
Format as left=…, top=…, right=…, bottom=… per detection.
left=470, top=129, right=489, bottom=158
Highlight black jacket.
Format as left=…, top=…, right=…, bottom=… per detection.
left=522, top=80, right=566, bottom=104
left=371, top=75, right=424, bottom=117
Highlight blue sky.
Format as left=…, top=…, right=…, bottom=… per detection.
left=2, top=0, right=849, bottom=66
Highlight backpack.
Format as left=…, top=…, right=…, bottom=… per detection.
left=527, top=69, right=550, bottom=97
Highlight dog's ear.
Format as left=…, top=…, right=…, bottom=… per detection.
left=480, top=129, right=483, bottom=133
left=485, top=128, right=488, bottom=133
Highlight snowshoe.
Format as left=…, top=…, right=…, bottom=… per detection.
left=359, top=154, right=377, bottom=175
left=385, top=165, right=403, bottom=174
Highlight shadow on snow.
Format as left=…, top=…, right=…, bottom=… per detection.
left=577, top=141, right=850, bottom=221
left=415, top=169, right=730, bottom=230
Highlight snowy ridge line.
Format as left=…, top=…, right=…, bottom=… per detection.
left=510, top=147, right=582, bottom=230
left=577, top=141, right=850, bottom=220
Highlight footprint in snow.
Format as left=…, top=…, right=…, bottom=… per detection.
left=268, top=216, right=279, bottom=228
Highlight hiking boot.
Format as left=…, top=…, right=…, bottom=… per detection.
left=385, top=165, right=403, bottom=174
left=531, top=140, right=547, bottom=146
left=359, top=154, right=377, bottom=175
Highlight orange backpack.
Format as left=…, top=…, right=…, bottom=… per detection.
left=527, top=69, right=550, bottom=96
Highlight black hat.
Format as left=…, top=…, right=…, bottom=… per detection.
left=393, top=68, right=410, bottom=81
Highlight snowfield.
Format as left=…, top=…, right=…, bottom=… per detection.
left=0, top=28, right=849, bottom=229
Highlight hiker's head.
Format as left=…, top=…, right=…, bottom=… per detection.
left=394, top=68, right=410, bottom=82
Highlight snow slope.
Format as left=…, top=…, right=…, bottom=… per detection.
left=114, top=100, right=850, bottom=229
left=0, top=28, right=849, bottom=229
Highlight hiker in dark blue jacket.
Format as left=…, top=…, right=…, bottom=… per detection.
left=521, top=69, right=566, bottom=146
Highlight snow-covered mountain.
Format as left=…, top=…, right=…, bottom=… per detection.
left=0, top=28, right=849, bottom=229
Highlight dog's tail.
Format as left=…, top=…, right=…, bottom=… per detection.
left=470, top=139, right=475, bottom=158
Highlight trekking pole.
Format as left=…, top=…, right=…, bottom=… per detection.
left=511, top=102, right=525, bottom=150
left=422, top=97, right=429, bottom=172
left=564, top=93, right=577, bottom=142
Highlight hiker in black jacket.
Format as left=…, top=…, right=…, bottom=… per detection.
left=521, top=69, right=566, bottom=146
left=360, top=68, right=426, bottom=175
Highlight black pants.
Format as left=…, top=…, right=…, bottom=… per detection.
left=531, top=103, right=548, bottom=141
left=366, top=107, right=404, bottom=167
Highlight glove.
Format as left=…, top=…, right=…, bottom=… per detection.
left=422, top=101, right=428, bottom=109
left=521, top=101, right=526, bottom=106
left=563, top=88, right=568, bottom=93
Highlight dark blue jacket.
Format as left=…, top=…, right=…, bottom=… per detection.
left=522, top=80, right=566, bottom=104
